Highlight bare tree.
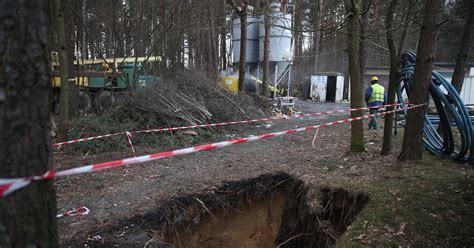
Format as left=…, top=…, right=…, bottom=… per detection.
left=262, top=0, right=270, bottom=97
left=293, top=0, right=303, bottom=58
left=311, top=0, right=322, bottom=72
left=344, top=0, right=365, bottom=152
left=399, top=0, right=443, bottom=161
left=228, top=0, right=249, bottom=92
left=359, top=0, right=370, bottom=81
left=451, top=1, right=474, bottom=93
left=53, top=0, right=70, bottom=141
left=0, top=0, right=58, bottom=246
left=220, top=0, right=228, bottom=70
left=381, top=0, right=416, bottom=155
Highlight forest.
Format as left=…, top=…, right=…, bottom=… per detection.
left=1, top=0, right=474, bottom=247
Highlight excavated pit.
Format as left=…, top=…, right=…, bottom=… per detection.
left=159, top=173, right=368, bottom=248
left=81, top=173, right=368, bottom=247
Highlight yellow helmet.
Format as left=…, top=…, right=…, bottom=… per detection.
left=370, top=76, right=379, bottom=82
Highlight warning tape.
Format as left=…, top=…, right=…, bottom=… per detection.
left=0, top=103, right=424, bottom=198
left=52, top=102, right=408, bottom=147
left=57, top=206, right=90, bottom=218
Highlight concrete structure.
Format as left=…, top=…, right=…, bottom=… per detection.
left=445, top=75, right=474, bottom=105
left=309, top=73, right=345, bottom=102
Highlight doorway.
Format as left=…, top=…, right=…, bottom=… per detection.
left=326, top=76, right=337, bottom=102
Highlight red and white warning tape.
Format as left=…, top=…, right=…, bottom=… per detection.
left=52, top=102, right=408, bottom=147
left=0, top=103, right=423, bottom=198
left=57, top=206, right=90, bottom=218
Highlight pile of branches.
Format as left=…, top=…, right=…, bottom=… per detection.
left=64, top=71, right=270, bottom=154
left=129, top=70, right=269, bottom=126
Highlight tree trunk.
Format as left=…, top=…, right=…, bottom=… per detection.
left=227, top=0, right=248, bottom=92
left=312, top=0, right=322, bottom=72
left=381, top=0, right=414, bottom=155
left=208, top=1, right=218, bottom=77
left=399, top=0, right=443, bottom=161
left=293, top=0, right=303, bottom=58
left=238, top=10, right=248, bottom=92
left=451, top=1, right=474, bottom=93
left=359, top=0, right=369, bottom=82
left=262, top=0, right=270, bottom=97
left=53, top=0, right=70, bottom=142
left=220, top=0, right=228, bottom=70
left=63, top=0, right=78, bottom=118
left=344, top=0, right=365, bottom=152
left=381, top=0, right=400, bottom=156
left=0, top=0, right=58, bottom=246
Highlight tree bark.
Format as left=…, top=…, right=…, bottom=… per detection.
left=238, top=7, right=248, bottom=92
left=63, top=0, right=78, bottom=118
left=344, top=0, right=365, bottom=152
left=293, top=0, right=303, bottom=58
left=381, top=0, right=400, bottom=156
left=381, top=0, right=414, bottom=155
left=208, top=1, right=218, bottom=77
left=359, top=0, right=369, bottom=82
left=220, top=0, right=228, bottom=70
left=312, top=0, right=322, bottom=72
left=451, top=1, right=474, bottom=93
left=399, top=0, right=443, bottom=161
left=262, top=0, right=270, bottom=97
left=0, top=0, right=58, bottom=246
left=53, top=0, right=70, bottom=142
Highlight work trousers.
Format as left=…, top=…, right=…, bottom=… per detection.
left=369, top=108, right=379, bottom=129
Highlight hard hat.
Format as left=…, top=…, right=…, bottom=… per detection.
left=371, top=76, right=379, bottom=82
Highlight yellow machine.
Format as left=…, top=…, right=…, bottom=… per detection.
left=219, top=75, right=239, bottom=92
left=51, top=75, right=89, bottom=87
left=218, top=72, right=285, bottom=96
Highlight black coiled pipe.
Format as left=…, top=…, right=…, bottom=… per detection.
left=396, top=51, right=474, bottom=162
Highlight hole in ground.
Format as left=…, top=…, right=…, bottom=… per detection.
left=80, top=173, right=369, bottom=248
left=161, top=173, right=369, bottom=248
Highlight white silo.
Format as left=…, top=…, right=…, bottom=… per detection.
left=258, top=2, right=293, bottom=98
left=232, top=16, right=259, bottom=64
left=258, top=4, right=293, bottom=62
left=228, top=3, right=293, bottom=97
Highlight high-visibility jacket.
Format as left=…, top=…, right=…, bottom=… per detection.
left=368, top=83, right=385, bottom=103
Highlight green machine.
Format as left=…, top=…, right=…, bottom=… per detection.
left=51, top=55, right=161, bottom=113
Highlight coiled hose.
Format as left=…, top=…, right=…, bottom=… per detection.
left=396, top=51, right=474, bottom=162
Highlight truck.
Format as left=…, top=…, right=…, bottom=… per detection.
left=50, top=52, right=161, bottom=113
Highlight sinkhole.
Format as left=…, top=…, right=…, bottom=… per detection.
left=159, top=173, right=368, bottom=248
left=81, top=173, right=369, bottom=248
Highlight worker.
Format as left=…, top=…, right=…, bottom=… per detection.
left=365, top=76, right=386, bottom=130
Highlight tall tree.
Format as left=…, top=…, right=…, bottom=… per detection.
left=293, top=0, right=303, bottom=58
left=262, top=0, right=270, bottom=97
left=53, top=0, right=70, bottom=142
left=399, top=0, right=443, bottom=161
left=344, top=0, right=365, bottom=152
left=63, top=0, right=78, bottom=117
left=0, top=0, right=58, bottom=246
left=381, top=0, right=415, bottom=155
left=451, top=1, right=474, bottom=93
left=228, top=0, right=249, bottom=92
left=359, top=0, right=370, bottom=82
left=220, top=0, right=228, bottom=70
left=311, top=0, right=322, bottom=72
